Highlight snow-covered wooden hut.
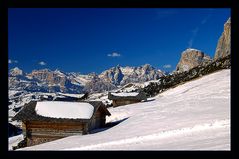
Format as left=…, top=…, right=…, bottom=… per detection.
left=12, top=101, right=111, bottom=146
left=108, top=92, right=147, bottom=107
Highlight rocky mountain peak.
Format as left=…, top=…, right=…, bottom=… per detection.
left=99, top=65, right=124, bottom=85
left=26, top=69, right=72, bottom=92
left=214, top=17, right=231, bottom=60
left=142, top=64, right=152, bottom=69
left=225, top=17, right=231, bottom=27
left=184, top=48, right=201, bottom=53
left=54, top=69, right=66, bottom=75
left=176, top=48, right=211, bottom=72
left=9, top=67, right=24, bottom=76
left=34, top=68, right=51, bottom=72
left=99, top=64, right=164, bottom=86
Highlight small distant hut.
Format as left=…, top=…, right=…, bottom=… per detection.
left=12, top=101, right=111, bottom=147
left=53, top=93, right=89, bottom=102
left=108, top=92, right=147, bottom=107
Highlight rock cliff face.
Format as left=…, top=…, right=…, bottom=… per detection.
left=99, top=64, right=164, bottom=86
left=27, top=69, right=67, bottom=87
left=83, top=74, right=117, bottom=93
left=99, top=65, right=124, bottom=86
left=176, top=48, right=211, bottom=72
left=9, top=68, right=84, bottom=93
left=214, top=17, right=231, bottom=60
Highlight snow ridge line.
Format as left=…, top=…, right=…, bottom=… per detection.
left=66, top=119, right=229, bottom=150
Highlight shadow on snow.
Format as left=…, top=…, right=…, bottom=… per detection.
left=89, top=117, right=129, bottom=134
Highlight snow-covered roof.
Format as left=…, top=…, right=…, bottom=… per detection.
left=108, top=92, right=147, bottom=101
left=35, top=101, right=94, bottom=119
left=58, top=93, right=85, bottom=98
left=111, top=92, right=139, bottom=97
left=12, top=101, right=111, bottom=122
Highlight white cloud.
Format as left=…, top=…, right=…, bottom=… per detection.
left=163, top=64, right=172, bottom=69
left=187, top=14, right=211, bottom=48
left=188, top=38, right=194, bottom=48
left=8, top=59, right=18, bottom=64
left=38, top=61, right=47, bottom=66
left=188, top=27, right=199, bottom=48
left=107, top=52, right=121, bottom=57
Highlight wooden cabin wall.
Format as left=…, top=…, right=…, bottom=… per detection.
left=113, top=99, right=141, bottom=107
left=21, top=107, right=108, bottom=146
left=88, top=111, right=106, bottom=131
left=25, top=121, right=87, bottom=146
left=22, top=121, right=27, bottom=136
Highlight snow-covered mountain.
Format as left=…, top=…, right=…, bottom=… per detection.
left=16, top=69, right=230, bottom=150
left=9, top=64, right=164, bottom=94
left=9, top=67, right=25, bottom=76
left=99, top=64, right=164, bottom=86
left=9, top=68, right=85, bottom=94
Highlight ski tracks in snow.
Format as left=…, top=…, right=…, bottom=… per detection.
left=66, top=119, right=229, bottom=150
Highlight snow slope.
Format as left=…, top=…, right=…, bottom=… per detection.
left=9, top=134, right=24, bottom=150
left=19, top=69, right=230, bottom=150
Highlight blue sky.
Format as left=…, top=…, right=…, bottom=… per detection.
left=8, top=8, right=230, bottom=74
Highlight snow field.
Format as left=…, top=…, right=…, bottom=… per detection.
left=19, top=69, right=230, bottom=150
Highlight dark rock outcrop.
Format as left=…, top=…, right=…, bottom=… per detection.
left=143, top=55, right=230, bottom=97
left=214, top=17, right=231, bottom=60
left=13, top=138, right=27, bottom=150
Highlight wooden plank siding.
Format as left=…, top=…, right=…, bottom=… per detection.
left=113, top=99, right=141, bottom=107
left=23, top=121, right=87, bottom=146
left=88, top=109, right=106, bottom=131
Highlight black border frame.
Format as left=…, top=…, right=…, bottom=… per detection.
left=1, top=0, right=239, bottom=159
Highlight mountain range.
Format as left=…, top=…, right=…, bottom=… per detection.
left=9, top=64, right=164, bottom=94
